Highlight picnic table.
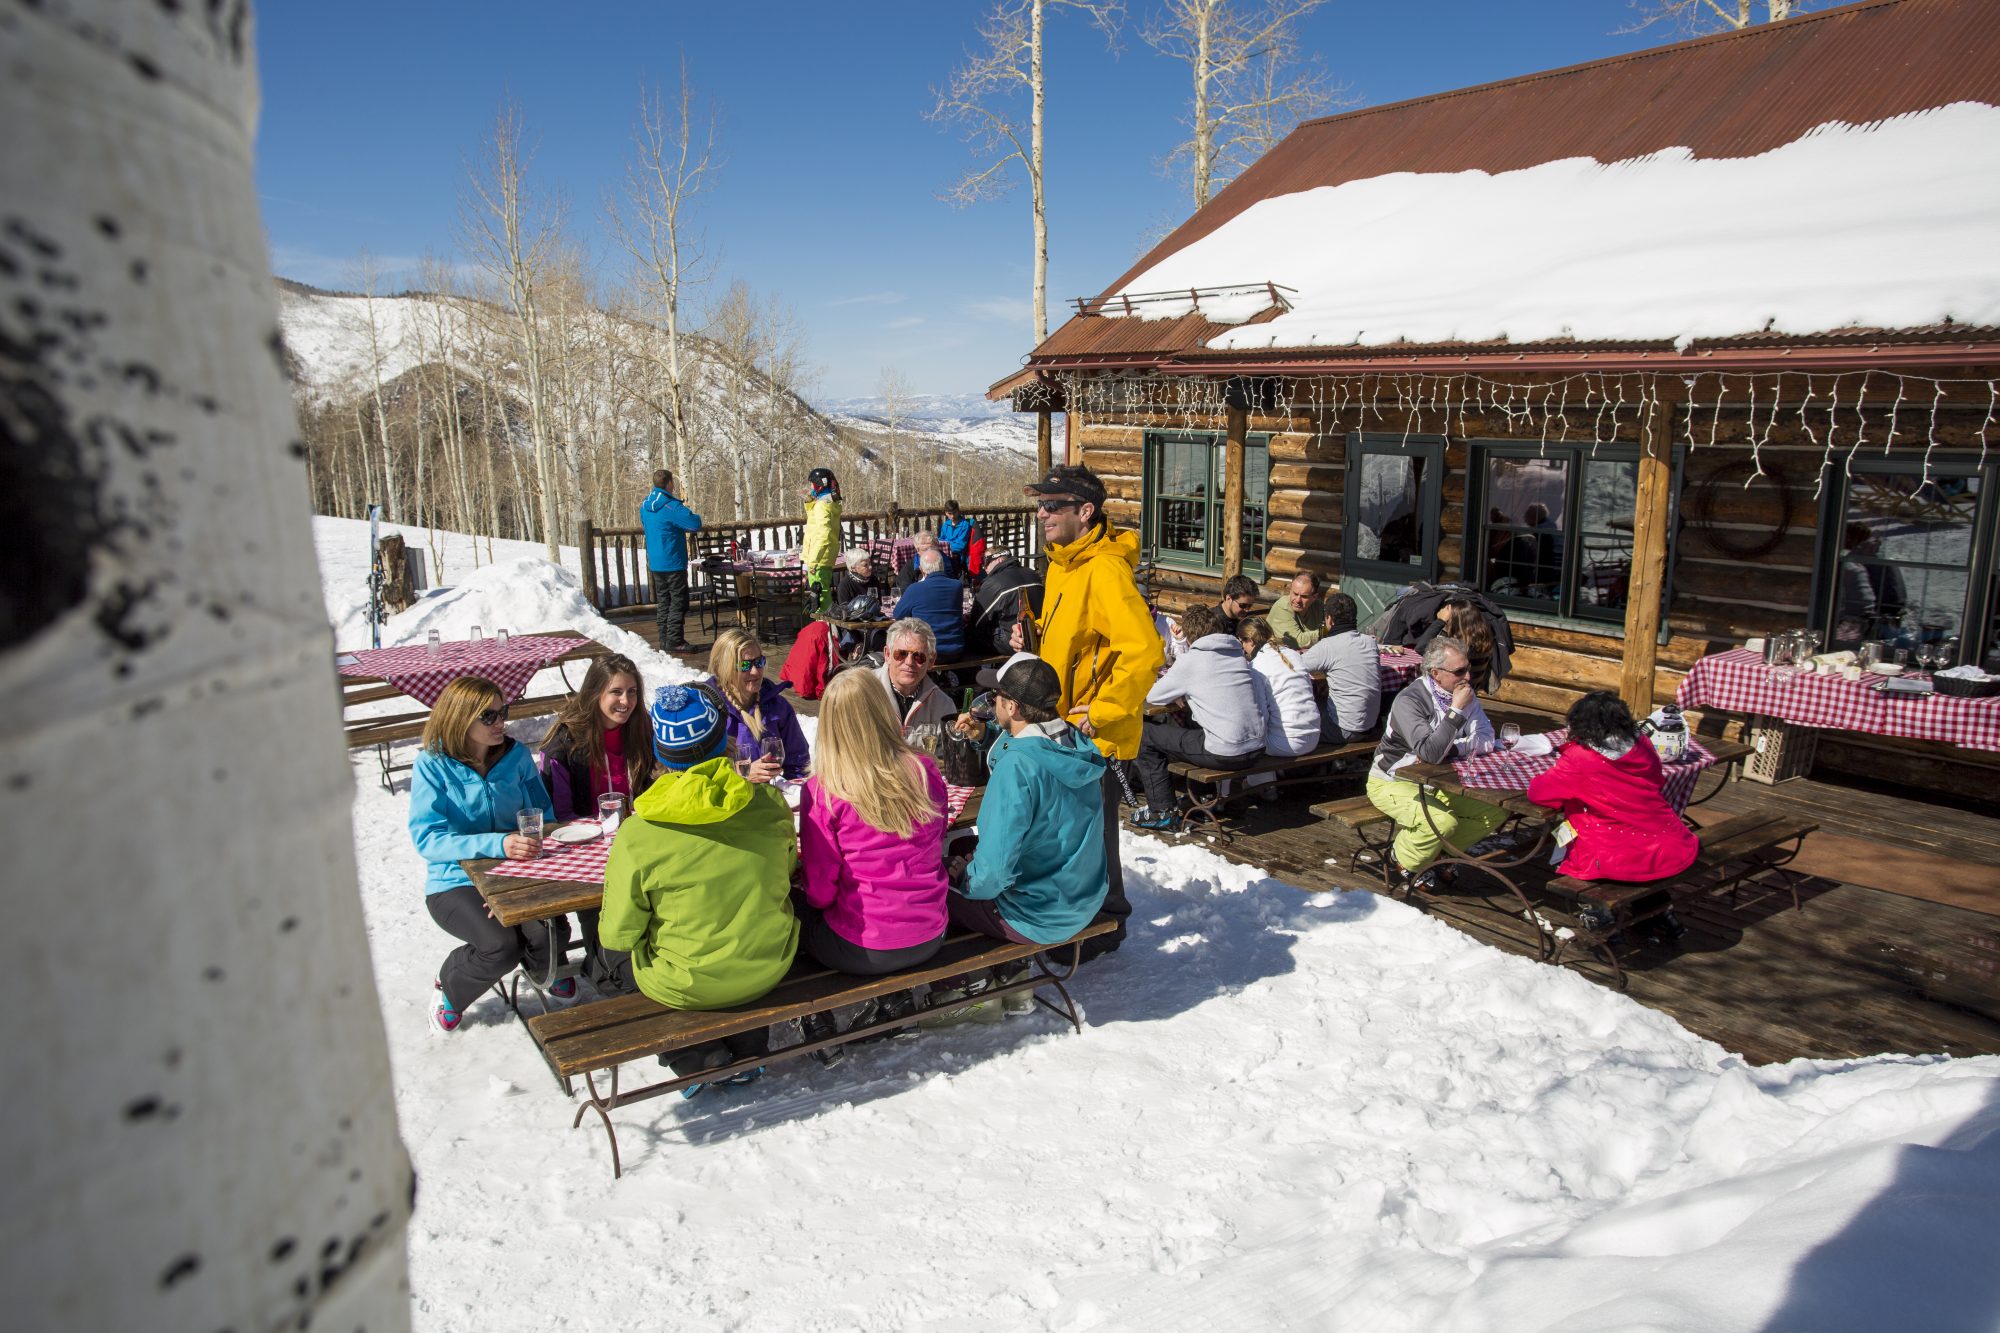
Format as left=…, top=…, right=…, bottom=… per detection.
left=1676, top=648, right=2000, bottom=753
left=338, top=629, right=609, bottom=786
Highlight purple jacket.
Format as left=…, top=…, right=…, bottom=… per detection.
left=708, top=676, right=811, bottom=779
left=797, top=756, right=951, bottom=951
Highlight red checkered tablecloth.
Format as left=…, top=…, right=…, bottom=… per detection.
left=339, top=634, right=579, bottom=707
left=500, top=784, right=982, bottom=886
left=1450, top=728, right=1719, bottom=812
left=1378, top=648, right=1422, bottom=697
left=1676, top=648, right=2000, bottom=753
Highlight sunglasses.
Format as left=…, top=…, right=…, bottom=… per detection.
left=475, top=706, right=509, bottom=726
left=1036, top=499, right=1081, bottom=515
left=888, top=648, right=931, bottom=664
left=736, top=655, right=766, bottom=672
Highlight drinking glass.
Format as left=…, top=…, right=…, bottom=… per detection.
left=469, top=624, right=483, bottom=643
left=597, top=793, right=624, bottom=837
left=496, top=627, right=510, bottom=647
left=761, top=735, right=786, bottom=771
left=1500, top=722, right=1522, bottom=750
left=516, top=808, right=543, bottom=839
left=426, top=629, right=441, bottom=658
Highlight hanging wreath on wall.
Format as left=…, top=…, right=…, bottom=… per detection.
left=1687, top=458, right=1796, bottom=560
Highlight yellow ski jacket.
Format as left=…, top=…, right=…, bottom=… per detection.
left=1034, top=523, right=1164, bottom=762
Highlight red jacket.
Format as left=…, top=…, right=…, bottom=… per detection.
left=1525, top=735, right=1699, bottom=883
left=780, top=619, right=835, bottom=700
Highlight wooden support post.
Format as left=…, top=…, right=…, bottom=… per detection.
left=1620, top=389, right=1675, bottom=712
left=1036, top=409, right=1053, bottom=476
left=578, top=519, right=598, bottom=611
left=1222, top=402, right=1248, bottom=580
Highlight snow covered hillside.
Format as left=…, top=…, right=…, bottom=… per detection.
left=824, top=390, right=1041, bottom=458
left=316, top=520, right=2000, bottom=1332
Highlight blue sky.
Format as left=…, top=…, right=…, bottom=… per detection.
left=255, top=1, right=1670, bottom=399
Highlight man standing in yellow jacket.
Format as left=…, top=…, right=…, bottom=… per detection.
left=801, top=466, right=842, bottom=614
left=1011, top=463, right=1164, bottom=957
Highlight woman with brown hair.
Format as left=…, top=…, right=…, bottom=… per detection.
left=707, top=627, right=810, bottom=781
left=538, top=653, right=657, bottom=985
left=408, top=675, right=571, bottom=1033
left=1416, top=599, right=1500, bottom=692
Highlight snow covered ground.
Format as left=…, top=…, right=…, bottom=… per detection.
left=316, top=518, right=2000, bottom=1332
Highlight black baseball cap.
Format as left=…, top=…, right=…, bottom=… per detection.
left=1024, top=463, right=1107, bottom=512
left=978, top=651, right=1062, bottom=713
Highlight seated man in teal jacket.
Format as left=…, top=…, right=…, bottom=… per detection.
left=947, top=653, right=1109, bottom=948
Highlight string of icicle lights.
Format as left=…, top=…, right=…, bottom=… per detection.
left=1031, top=368, right=2000, bottom=498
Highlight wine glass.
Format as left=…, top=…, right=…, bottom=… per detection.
left=1500, top=722, right=1522, bottom=750
left=760, top=734, right=786, bottom=773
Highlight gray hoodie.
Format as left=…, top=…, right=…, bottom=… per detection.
left=1144, top=633, right=1274, bottom=758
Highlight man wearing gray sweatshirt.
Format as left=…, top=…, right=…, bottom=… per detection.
left=1298, top=592, right=1383, bottom=744
left=1131, top=604, right=1276, bottom=830
left=1365, top=633, right=1507, bottom=880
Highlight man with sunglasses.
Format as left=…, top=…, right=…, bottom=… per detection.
left=869, top=618, right=957, bottom=738
left=1008, top=463, right=1163, bottom=958
left=1364, top=634, right=1507, bottom=889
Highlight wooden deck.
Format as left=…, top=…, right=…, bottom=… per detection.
left=627, top=615, right=2000, bottom=1066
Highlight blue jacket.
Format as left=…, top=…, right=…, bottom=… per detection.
left=961, top=721, right=1109, bottom=944
left=641, top=486, right=703, bottom=572
left=938, top=516, right=974, bottom=558
left=893, top=573, right=967, bottom=660
left=408, top=741, right=555, bottom=896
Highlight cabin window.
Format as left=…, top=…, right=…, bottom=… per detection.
left=1342, top=433, right=1444, bottom=584
left=1467, top=442, right=1674, bottom=625
left=1815, top=456, right=2000, bottom=669
left=1141, top=430, right=1269, bottom=576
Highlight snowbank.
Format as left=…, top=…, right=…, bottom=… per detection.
left=314, top=520, right=2000, bottom=1331
left=1110, top=103, right=2000, bottom=351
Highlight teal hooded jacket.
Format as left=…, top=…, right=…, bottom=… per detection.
left=961, top=721, right=1109, bottom=944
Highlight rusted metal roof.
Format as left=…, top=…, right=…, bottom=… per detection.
left=1013, top=0, right=2000, bottom=383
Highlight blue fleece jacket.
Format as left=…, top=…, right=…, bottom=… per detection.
left=640, top=486, right=703, bottom=572
left=893, top=573, right=967, bottom=660
left=938, top=515, right=974, bottom=560
left=961, top=721, right=1109, bottom=944
left=408, top=741, right=555, bottom=895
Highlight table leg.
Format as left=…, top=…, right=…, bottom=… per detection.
left=1412, top=783, right=1555, bottom=960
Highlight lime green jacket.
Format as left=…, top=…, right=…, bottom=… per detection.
left=802, top=495, right=841, bottom=571
left=600, top=758, right=799, bottom=1010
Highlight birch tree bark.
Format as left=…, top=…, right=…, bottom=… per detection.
left=0, top=4, right=410, bottom=1330
left=931, top=0, right=1121, bottom=346
left=1620, top=0, right=1821, bottom=34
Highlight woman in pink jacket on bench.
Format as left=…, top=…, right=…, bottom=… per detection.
left=794, top=668, right=952, bottom=1061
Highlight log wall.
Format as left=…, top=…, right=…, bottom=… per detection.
left=1071, top=370, right=2000, bottom=797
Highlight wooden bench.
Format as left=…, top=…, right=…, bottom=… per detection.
left=1165, top=739, right=1377, bottom=838
left=1310, top=793, right=1397, bottom=880
left=527, top=916, right=1119, bottom=1178
left=1536, top=810, right=1819, bottom=988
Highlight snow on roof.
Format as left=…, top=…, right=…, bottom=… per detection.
left=1104, top=102, right=2000, bottom=354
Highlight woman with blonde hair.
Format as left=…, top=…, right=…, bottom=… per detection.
left=408, top=675, right=571, bottom=1032
left=795, top=668, right=952, bottom=1052
left=707, top=627, right=809, bottom=780
left=1239, top=616, right=1321, bottom=757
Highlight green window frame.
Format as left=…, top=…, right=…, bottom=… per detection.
left=1141, top=430, right=1270, bottom=576
left=1342, top=432, right=1445, bottom=585
left=1466, top=440, right=1681, bottom=626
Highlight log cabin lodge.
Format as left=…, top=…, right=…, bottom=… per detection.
left=991, top=0, right=2000, bottom=803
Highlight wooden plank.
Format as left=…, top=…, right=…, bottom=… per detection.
left=1620, top=403, right=1675, bottom=711
left=1222, top=403, right=1248, bottom=581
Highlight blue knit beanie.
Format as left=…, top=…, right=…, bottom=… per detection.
left=650, top=683, right=726, bottom=770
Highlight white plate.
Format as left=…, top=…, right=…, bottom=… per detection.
left=1866, top=661, right=1904, bottom=676
left=1507, top=732, right=1555, bottom=758
left=548, top=823, right=602, bottom=845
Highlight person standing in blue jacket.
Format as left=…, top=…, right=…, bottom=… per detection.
left=408, top=675, right=572, bottom=1033
left=937, top=500, right=976, bottom=579
left=641, top=468, right=703, bottom=653
left=946, top=654, right=1109, bottom=949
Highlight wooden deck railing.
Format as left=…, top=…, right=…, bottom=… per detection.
left=580, top=504, right=1042, bottom=615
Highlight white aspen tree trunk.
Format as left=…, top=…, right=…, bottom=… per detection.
left=1193, top=0, right=1216, bottom=208
left=361, top=287, right=399, bottom=522
left=0, top=5, right=411, bottom=1331
left=1031, top=0, right=1049, bottom=344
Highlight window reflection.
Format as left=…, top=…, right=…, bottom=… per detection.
left=1481, top=457, right=1568, bottom=603
left=1832, top=471, right=1978, bottom=656
left=1357, top=453, right=1425, bottom=564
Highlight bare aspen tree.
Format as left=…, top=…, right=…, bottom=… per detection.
left=1620, top=0, right=1824, bottom=34
left=348, top=249, right=402, bottom=521
left=1146, top=0, right=1340, bottom=209
left=931, top=0, right=1122, bottom=345
left=462, top=100, right=567, bottom=561
left=879, top=366, right=914, bottom=504
left=706, top=280, right=767, bottom=519
left=608, top=63, right=719, bottom=480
